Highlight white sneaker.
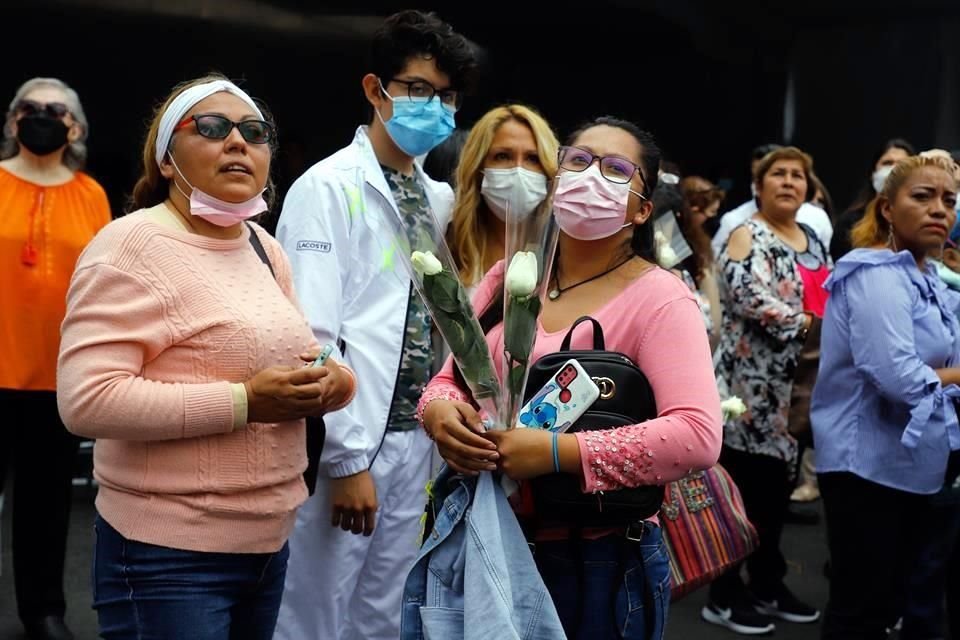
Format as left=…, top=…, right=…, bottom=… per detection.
left=701, top=602, right=776, bottom=635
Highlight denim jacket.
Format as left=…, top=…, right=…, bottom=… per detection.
left=400, top=469, right=566, bottom=640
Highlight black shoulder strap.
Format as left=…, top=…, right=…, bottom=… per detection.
left=560, top=316, right=605, bottom=351
left=246, top=222, right=275, bottom=279
left=244, top=222, right=325, bottom=495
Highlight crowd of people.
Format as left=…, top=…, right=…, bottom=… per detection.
left=2, top=8, right=960, bottom=640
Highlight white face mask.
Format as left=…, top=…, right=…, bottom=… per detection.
left=872, top=165, right=894, bottom=194
left=480, top=166, right=549, bottom=222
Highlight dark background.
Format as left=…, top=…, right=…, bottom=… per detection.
left=4, top=0, right=960, bottom=223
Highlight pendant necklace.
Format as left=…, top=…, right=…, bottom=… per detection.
left=548, top=256, right=635, bottom=300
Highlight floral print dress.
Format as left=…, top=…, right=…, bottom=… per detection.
left=716, top=218, right=831, bottom=465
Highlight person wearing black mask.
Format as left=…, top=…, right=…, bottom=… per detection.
left=0, top=77, right=111, bottom=640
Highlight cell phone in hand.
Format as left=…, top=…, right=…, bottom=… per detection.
left=516, top=359, right=600, bottom=432
left=309, top=344, right=335, bottom=368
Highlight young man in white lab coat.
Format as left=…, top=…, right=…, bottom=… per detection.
left=273, top=10, right=477, bottom=640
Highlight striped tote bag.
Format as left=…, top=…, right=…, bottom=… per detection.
left=660, top=464, right=758, bottom=600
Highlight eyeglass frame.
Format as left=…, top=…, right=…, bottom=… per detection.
left=173, top=114, right=277, bottom=145
left=558, top=145, right=650, bottom=197
left=14, top=99, right=71, bottom=121
left=383, top=77, right=461, bottom=112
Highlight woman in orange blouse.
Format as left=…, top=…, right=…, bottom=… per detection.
left=0, top=77, right=110, bottom=640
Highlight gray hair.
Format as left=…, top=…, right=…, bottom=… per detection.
left=1, top=77, right=88, bottom=171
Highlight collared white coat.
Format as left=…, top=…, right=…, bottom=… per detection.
left=274, top=126, right=453, bottom=640
left=276, top=125, right=453, bottom=478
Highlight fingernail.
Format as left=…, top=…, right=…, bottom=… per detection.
left=486, top=464, right=497, bottom=471
left=488, top=452, right=500, bottom=460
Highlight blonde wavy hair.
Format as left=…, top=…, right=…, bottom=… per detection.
left=851, top=154, right=958, bottom=249
left=448, top=104, right=558, bottom=285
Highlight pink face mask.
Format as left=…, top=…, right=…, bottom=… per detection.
left=168, top=153, right=267, bottom=227
left=553, top=165, right=640, bottom=241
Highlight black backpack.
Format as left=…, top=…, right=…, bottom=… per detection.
left=524, top=316, right=665, bottom=527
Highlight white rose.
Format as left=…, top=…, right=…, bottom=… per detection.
left=655, top=230, right=678, bottom=268
left=505, top=251, right=538, bottom=298
left=720, top=396, right=747, bottom=420
left=411, top=250, right=443, bottom=276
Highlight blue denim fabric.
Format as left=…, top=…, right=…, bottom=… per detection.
left=535, top=525, right=670, bottom=640
left=400, top=470, right=566, bottom=640
left=92, top=514, right=288, bottom=640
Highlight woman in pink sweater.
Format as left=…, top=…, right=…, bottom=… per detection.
left=419, top=117, right=722, bottom=639
left=56, top=75, right=355, bottom=640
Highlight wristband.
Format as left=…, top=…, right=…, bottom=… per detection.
left=552, top=431, right=561, bottom=473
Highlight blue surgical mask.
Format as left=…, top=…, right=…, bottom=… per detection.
left=377, top=81, right=455, bottom=157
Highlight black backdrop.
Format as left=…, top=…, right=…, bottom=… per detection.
left=4, top=1, right=960, bottom=223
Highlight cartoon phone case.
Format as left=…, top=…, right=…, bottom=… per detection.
left=516, top=359, right=600, bottom=432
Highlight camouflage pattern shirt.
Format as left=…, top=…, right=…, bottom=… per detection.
left=382, top=167, right=435, bottom=431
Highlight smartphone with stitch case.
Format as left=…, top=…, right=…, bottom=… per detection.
left=515, top=359, right=600, bottom=433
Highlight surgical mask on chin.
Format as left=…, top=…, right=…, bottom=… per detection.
left=873, top=165, right=894, bottom=195
left=553, top=165, right=642, bottom=241
left=376, top=83, right=455, bottom=157
left=480, top=167, right=549, bottom=222
left=167, top=153, right=267, bottom=227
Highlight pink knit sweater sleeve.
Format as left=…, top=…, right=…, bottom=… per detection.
left=576, top=296, right=723, bottom=492
left=58, top=262, right=235, bottom=441
left=416, top=261, right=505, bottom=425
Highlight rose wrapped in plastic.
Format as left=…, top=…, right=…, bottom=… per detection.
left=412, top=249, right=500, bottom=408
left=375, top=208, right=502, bottom=425
left=499, top=197, right=560, bottom=429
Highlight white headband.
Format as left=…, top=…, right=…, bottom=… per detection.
left=154, top=80, right=264, bottom=168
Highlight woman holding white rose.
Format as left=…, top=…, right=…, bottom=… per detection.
left=418, top=116, right=722, bottom=639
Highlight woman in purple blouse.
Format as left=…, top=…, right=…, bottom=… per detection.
left=812, top=154, right=960, bottom=639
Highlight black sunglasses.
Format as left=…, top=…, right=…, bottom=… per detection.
left=174, top=114, right=276, bottom=145
left=15, top=99, right=70, bottom=120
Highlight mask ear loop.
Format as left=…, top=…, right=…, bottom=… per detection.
left=165, top=151, right=195, bottom=201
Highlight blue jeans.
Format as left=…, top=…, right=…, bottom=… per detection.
left=534, top=524, right=671, bottom=640
left=902, top=495, right=960, bottom=640
left=92, top=514, right=289, bottom=640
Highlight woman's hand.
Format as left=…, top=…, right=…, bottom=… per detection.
left=244, top=365, right=328, bottom=423
left=298, top=348, right=355, bottom=413
left=422, top=400, right=499, bottom=475
left=317, top=359, right=354, bottom=412
left=484, top=429, right=581, bottom=481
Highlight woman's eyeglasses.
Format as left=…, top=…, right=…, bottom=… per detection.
left=559, top=145, right=648, bottom=192
left=15, top=99, right=70, bottom=120
left=174, top=114, right=276, bottom=145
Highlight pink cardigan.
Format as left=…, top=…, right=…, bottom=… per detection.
left=58, top=212, right=318, bottom=553
left=419, top=260, right=722, bottom=493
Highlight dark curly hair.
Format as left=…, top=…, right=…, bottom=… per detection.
left=369, top=10, right=478, bottom=92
